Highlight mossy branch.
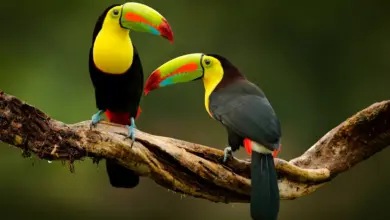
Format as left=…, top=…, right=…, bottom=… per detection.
left=0, top=89, right=389, bottom=202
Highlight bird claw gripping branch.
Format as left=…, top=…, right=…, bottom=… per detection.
left=223, top=146, right=233, bottom=163
left=125, top=117, right=137, bottom=147
left=90, top=110, right=104, bottom=128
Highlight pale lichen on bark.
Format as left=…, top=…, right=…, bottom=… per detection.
left=0, top=89, right=389, bottom=202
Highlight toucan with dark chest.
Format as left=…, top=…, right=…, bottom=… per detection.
left=143, top=53, right=282, bottom=220
left=89, top=2, right=173, bottom=188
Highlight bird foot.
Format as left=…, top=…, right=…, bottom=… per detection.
left=223, top=146, right=233, bottom=163
left=125, top=117, right=137, bottom=147
left=90, top=110, right=104, bottom=128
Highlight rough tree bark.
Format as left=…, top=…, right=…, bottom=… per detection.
left=0, top=89, right=389, bottom=203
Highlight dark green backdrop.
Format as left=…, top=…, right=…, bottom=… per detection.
left=0, top=0, right=389, bottom=219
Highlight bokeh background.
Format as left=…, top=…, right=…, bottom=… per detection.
left=0, top=0, right=389, bottom=219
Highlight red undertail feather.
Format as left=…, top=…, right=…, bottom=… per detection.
left=244, top=138, right=252, bottom=155
left=243, top=138, right=281, bottom=158
left=105, top=107, right=142, bottom=125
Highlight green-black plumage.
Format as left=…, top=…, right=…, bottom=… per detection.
left=143, top=52, right=281, bottom=219
left=89, top=4, right=143, bottom=188
left=208, top=55, right=281, bottom=220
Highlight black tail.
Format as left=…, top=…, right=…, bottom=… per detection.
left=105, top=159, right=140, bottom=188
left=250, top=152, right=280, bottom=220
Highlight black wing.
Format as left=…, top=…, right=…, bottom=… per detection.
left=130, top=45, right=144, bottom=105
left=89, top=46, right=99, bottom=89
left=211, top=92, right=281, bottom=150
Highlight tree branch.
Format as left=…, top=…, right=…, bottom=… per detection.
left=0, top=89, right=389, bottom=203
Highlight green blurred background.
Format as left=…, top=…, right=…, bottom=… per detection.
left=0, top=0, right=389, bottom=219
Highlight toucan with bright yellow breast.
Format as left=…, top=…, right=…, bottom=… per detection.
left=143, top=53, right=281, bottom=220
left=89, top=2, right=173, bottom=188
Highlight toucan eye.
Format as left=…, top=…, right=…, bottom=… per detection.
left=204, top=59, right=211, bottom=66
left=113, top=9, right=119, bottom=15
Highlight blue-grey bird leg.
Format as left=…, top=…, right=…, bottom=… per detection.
left=90, top=110, right=104, bottom=127
left=223, top=128, right=242, bottom=162
left=125, top=117, right=137, bottom=147
left=223, top=146, right=234, bottom=163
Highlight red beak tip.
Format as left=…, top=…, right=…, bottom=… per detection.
left=159, top=19, right=173, bottom=44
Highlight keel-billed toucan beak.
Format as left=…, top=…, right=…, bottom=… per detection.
left=144, top=53, right=204, bottom=95
left=120, top=2, right=174, bottom=43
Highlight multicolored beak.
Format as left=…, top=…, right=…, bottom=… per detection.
left=144, top=53, right=205, bottom=95
left=120, top=2, right=174, bottom=43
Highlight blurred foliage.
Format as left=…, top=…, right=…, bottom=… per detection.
left=0, top=0, right=389, bottom=219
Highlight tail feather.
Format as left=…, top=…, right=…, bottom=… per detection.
left=103, top=110, right=141, bottom=188
left=251, top=152, right=280, bottom=220
left=106, top=159, right=140, bottom=188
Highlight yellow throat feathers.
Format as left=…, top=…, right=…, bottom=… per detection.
left=93, top=13, right=133, bottom=74
left=202, top=58, right=224, bottom=118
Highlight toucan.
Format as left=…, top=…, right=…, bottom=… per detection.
left=89, top=2, right=173, bottom=188
left=143, top=53, right=281, bottom=220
